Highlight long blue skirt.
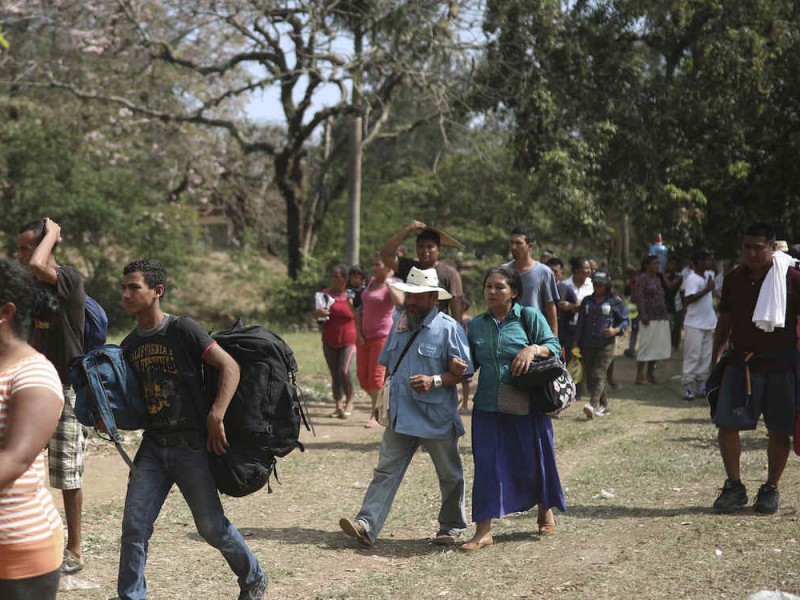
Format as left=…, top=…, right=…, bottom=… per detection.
left=471, top=407, right=566, bottom=522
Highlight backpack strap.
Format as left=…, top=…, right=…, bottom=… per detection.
left=82, top=352, right=139, bottom=477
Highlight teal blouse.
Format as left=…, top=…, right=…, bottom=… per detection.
left=467, top=303, right=561, bottom=412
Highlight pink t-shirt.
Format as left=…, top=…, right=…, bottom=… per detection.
left=360, top=278, right=398, bottom=341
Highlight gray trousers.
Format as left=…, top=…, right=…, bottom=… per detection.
left=356, top=426, right=466, bottom=543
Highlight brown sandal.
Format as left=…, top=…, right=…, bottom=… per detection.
left=538, top=511, right=556, bottom=535
left=460, top=535, right=494, bottom=552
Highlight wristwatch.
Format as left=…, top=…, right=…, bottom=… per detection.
left=432, top=375, right=443, bottom=388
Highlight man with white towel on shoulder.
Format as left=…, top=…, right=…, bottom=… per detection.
left=711, top=223, right=800, bottom=515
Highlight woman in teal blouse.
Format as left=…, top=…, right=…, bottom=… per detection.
left=462, top=266, right=566, bottom=551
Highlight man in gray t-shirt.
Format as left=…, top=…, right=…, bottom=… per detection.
left=504, top=227, right=559, bottom=335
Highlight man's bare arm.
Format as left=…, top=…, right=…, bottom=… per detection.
left=203, top=344, right=241, bottom=455
left=543, top=301, right=558, bottom=337
left=380, top=220, right=427, bottom=272
left=28, top=218, right=61, bottom=285
left=712, top=312, right=732, bottom=364
left=449, top=296, right=463, bottom=322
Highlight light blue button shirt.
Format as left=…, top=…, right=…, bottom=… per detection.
left=379, top=308, right=474, bottom=440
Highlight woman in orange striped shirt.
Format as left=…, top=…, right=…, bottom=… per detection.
left=0, top=259, right=65, bottom=599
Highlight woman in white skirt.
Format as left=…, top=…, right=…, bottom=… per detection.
left=635, top=254, right=672, bottom=384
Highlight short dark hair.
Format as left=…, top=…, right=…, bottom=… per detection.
left=0, top=259, right=59, bottom=339
left=510, top=226, right=535, bottom=244
left=19, top=219, right=45, bottom=238
left=123, top=259, right=167, bottom=294
left=744, top=222, right=776, bottom=242
left=348, top=264, right=367, bottom=279
left=547, top=257, right=563, bottom=269
left=640, top=253, right=658, bottom=272
left=18, top=219, right=57, bottom=248
left=691, top=248, right=713, bottom=264
left=788, top=244, right=800, bottom=260
left=330, top=264, right=348, bottom=279
left=483, top=266, right=522, bottom=305
left=416, top=228, right=441, bottom=248
left=569, top=256, right=588, bottom=271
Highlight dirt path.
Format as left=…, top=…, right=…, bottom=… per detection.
left=56, top=352, right=800, bottom=599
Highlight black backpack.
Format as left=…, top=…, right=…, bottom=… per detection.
left=204, top=318, right=313, bottom=496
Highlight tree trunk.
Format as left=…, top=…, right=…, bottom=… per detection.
left=621, top=213, right=630, bottom=270
left=285, top=193, right=303, bottom=279
left=303, top=117, right=333, bottom=257
left=345, top=113, right=362, bottom=266
left=275, top=153, right=304, bottom=279
left=345, top=25, right=364, bottom=266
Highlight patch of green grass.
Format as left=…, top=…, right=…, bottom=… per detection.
left=279, top=330, right=329, bottom=380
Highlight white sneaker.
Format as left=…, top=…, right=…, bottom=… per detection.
left=683, top=386, right=694, bottom=400
left=595, top=405, right=608, bottom=417
left=583, top=403, right=595, bottom=419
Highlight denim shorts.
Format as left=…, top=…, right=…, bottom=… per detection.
left=713, top=365, right=796, bottom=435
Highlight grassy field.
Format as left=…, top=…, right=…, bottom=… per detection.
left=58, top=334, right=800, bottom=599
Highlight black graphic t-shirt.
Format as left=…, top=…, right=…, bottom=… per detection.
left=121, top=315, right=215, bottom=434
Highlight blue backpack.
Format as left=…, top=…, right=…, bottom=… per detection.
left=83, top=296, right=108, bottom=352
left=69, top=345, right=146, bottom=472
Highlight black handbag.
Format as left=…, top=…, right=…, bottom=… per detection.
left=529, top=365, right=577, bottom=416
left=512, top=308, right=575, bottom=416
left=509, top=309, right=564, bottom=390
left=509, top=355, right=563, bottom=390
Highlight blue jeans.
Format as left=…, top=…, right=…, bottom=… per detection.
left=355, top=426, right=466, bottom=543
left=117, top=437, right=263, bottom=600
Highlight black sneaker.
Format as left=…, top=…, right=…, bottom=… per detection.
left=754, top=483, right=780, bottom=514
left=239, top=575, right=269, bottom=600
left=713, top=478, right=747, bottom=513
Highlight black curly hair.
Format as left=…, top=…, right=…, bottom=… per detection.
left=0, top=259, right=59, bottom=339
left=123, top=259, right=167, bottom=296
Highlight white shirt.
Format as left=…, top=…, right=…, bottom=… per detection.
left=682, top=270, right=717, bottom=330
left=564, top=275, right=594, bottom=325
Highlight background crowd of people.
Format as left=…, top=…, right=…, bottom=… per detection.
left=323, top=220, right=773, bottom=556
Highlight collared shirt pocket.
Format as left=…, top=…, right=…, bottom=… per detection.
left=416, top=340, right=444, bottom=374
left=420, top=400, right=451, bottom=428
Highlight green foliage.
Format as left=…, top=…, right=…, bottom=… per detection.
left=0, top=112, right=199, bottom=326
left=475, top=0, right=800, bottom=261
left=263, top=256, right=327, bottom=328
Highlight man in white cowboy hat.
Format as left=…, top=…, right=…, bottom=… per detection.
left=339, top=267, right=473, bottom=547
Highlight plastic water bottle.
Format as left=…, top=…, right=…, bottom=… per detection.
left=650, top=234, right=668, bottom=273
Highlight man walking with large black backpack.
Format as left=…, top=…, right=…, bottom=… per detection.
left=117, top=259, right=267, bottom=600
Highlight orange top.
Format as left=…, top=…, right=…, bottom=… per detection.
left=0, top=353, right=65, bottom=579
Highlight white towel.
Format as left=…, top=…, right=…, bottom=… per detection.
left=752, top=251, right=797, bottom=332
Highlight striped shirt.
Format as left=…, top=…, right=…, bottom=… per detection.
left=0, top=353, right=64, bottom=578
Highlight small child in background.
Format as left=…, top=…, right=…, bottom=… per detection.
left=347, top=264, right=368, bottom=312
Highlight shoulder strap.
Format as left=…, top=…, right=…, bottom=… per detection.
left=389, top=330, right=422, bottom=378
left=520, top=307, right=534, bottom=345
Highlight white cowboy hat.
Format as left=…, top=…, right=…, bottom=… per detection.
left=390, top=267, right=453, bottom=300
